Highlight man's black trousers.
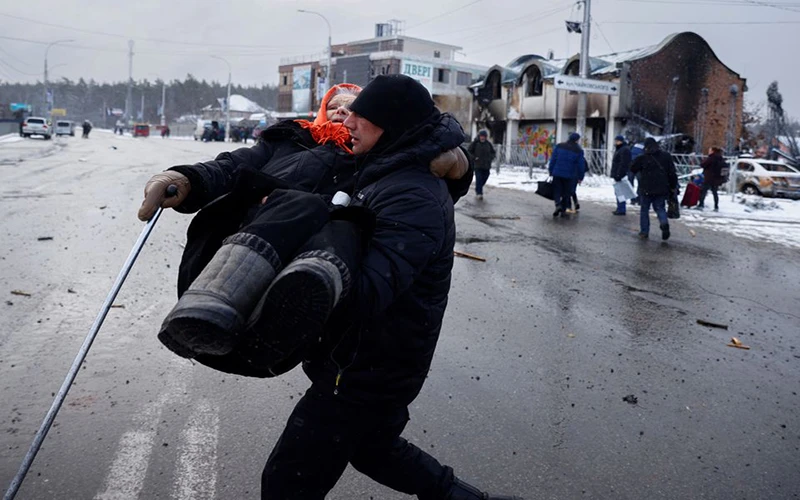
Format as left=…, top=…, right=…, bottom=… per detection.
left=261, top=386, right=455, bottom=499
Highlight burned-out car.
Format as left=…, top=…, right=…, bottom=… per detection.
left=733, top=158, right=800, bottom=199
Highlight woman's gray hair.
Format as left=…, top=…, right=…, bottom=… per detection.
left=332, top=86, right=360, bottom=97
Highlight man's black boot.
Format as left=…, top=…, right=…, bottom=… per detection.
left=159, top=233, right=281, bottom=358
left=660, top=223, right=671, bottom=241
left=446, top=478, right=524, bottom=500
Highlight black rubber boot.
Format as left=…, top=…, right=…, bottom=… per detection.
left=242, top=215, right=369, bottom=375
left=446, top=478, right=525, bottom=500
left=660, top=223, right=671, bottom=241
left=159, top=232, right=281, bottom=358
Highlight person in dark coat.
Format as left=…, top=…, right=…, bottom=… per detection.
left=611, top=135, right=632, bottom=215
left=141, top=76, right=514, bottom=499
left=81, top=120, right=92, bottom=139
left=548, top=132, right=586, bottom=217
left=262, top=74, right=519, bottom=500
left=630, top=138, right=678, bottom=240
left=467, top=129, right=496, bottom=199
left=698, top=146, right=726, bottom=211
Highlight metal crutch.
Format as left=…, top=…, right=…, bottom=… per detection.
left=3, top=186, right=177, bottom=500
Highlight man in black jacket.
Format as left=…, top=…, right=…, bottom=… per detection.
left=467, top=130, right=496, bottom=199
left=611, top=135, right=632, bottom=216
left=630, top=138, right=678, bottom=240
left=253, top=75, right=521, bottom=499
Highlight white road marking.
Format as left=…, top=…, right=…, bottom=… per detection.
left=94, top=362, right=188, bottom=500
left=172, top=399, right=220, bottom=500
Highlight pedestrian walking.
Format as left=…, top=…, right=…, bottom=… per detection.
left=468, top=130, right=495, bottom=200
left=548, top=132, right=586, bottom=217
left=630, top=138, right=678, bottom=240
left=81, top=120, right=92, bottom=139
left=698, top=147, right=726, bottom=211
left=611, top=135, right=632, bottom=215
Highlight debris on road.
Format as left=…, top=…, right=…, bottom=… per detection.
left=37, top=236, right=53, bottom=241
left=623, top=394, right=638, bottom=405
left=99, top=206, right=107, bottom=210
left=689, top=229, right=697, bottom=237
left=697, top=319, right=729, bottom=330
left=67, top=288, right=77, bottom=294
left=474, top=215, right=521, bottom=221
left=6, top=301, right=13, bottom=306
left=110, top=304, right=125, bottom=309
left=10, top=290, right=31, bottom=297
left=727, top=337, right=751, bottom=350
left=454, top=250, right=486, bottom=262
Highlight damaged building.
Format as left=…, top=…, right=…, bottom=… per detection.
left=470, top=32, right=747, bottom=165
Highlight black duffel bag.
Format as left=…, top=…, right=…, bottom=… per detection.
left=536, top=178, right=554, bottom=200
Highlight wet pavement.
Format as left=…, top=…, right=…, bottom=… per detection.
left=1, top=132, right=798, bottom=499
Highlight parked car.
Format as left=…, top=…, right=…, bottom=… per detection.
left=55, top=120, right=75, bottom=137
left=733, top=158, right=800, bottom=199
left=21, top=117, right=52, bottom=139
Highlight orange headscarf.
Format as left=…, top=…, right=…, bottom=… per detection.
left=295, top=83, right=361, bottom=154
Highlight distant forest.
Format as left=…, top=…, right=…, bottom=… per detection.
left=0, top=75, right=278, bottom=125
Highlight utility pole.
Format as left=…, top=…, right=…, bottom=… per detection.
left=212, top=56, right=232, bottom=141
left=125, top=40, right=134, bottom=125
left=161, top=81, right=166, bottom=126
left=140, top=92, right=145, bottom=121
left=44, top=39, right=73, bottom=118
left=576, top=0, right=591, bottom=146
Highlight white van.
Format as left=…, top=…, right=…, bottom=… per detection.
left=55, top=120, right=75, bottom=137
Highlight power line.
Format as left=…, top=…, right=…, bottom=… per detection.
left=743, top=0, right=800, bottom=12
left=0, top=11, right=318, bottom=50
left=600, top=19, right=800, bottom=23
left=435, top=2, right=573, bottom=39
left=0, top=43, right=34, bottom=68
left=0, top=57, right=40, bottom=76
left=450, top=3, right=574, bottom=45
left=406, top=0, right=484, bottom=30
left=469, top=26, right=564, bottom=55
left=0, top=35, right=309, bottom=58
left=592, top=18, right=615, bottom=53
left=620, top=0, right=800, bottom=4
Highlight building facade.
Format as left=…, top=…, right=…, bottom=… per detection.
left=277, top=25, right=487, bottom=127
left=470, top=32, right=747, bottom=165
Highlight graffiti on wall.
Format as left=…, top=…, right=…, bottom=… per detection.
left=517, top=123, right=555, bottom=164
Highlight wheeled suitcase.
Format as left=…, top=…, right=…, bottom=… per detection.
left=681, top=182, right=701, bottom=208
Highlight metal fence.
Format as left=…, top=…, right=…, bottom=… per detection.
left=494, top=144, right=728, bottom=179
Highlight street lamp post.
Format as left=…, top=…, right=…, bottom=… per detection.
left=298, top=9, right=332, bottom=93
left=211, top=56, right=232, bottom=142
left=44, top=39, right=74, bottom=117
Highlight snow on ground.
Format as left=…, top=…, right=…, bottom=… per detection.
left=486, top=165, right=800, bottom=248
left=0, top=133, right=25, bottom=144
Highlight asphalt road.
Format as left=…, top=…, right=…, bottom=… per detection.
left=1, top=132, right=798, bottom=500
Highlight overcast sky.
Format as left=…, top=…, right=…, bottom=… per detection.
left=1, top=0, right=799, bottom=116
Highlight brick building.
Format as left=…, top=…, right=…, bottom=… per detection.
left=277, top=24, right=487, bottom=126
left=470, top=32, right=747, bottom=164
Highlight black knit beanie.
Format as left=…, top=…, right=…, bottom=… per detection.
left=349, top=75, right=436, bottom=142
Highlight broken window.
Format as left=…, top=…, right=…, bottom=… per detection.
left=524, top=66, right=543, bottom=97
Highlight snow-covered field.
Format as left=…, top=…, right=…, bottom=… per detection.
left=486, top=165, right=800, bottom=248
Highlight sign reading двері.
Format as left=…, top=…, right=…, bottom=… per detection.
left=400, top=60, right=433, bottom=95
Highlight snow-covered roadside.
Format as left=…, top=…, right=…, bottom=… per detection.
left=485, top=166, right=800, bottom=248
left=0, top=133, right=25, bottom=144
